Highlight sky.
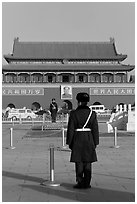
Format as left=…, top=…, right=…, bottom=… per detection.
left=2, top=2, right=135, bottom=73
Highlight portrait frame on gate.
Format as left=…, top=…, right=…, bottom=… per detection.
left=61, top=85, right=72, bottom=99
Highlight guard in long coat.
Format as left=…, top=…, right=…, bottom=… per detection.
left=66, top=92, right=99, bottom=189
left=50, top=98, right=58, bottom=123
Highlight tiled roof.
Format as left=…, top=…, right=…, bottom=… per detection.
left=2, top=64, right=134, bottom=72
left=4, top=38, right=127, bottom=61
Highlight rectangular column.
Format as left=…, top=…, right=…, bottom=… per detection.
left=100, top=73, right=103, bottom=83
left=74, top=73, right=77, bottom=83
left=88, top=73, right=90, bottom=83
left=113, top=73, right=116, bottom=83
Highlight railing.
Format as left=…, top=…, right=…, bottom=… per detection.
left=2, top=81, right=134, bottom=84
left=2, top=114, right=69, bottom=125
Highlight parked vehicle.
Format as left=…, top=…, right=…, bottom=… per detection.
left=8, top=108, right=37, bottom=120
left=89, top=105, right=106, bottom=113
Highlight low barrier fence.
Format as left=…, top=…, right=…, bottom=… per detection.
left=2, top=113, right=110, bottom=124
left=2, top=114, right=69, bottom=125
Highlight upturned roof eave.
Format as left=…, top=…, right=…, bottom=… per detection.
left=2, top=64, right=134, bottom=72
left=3, top=54, right=127, bottom=61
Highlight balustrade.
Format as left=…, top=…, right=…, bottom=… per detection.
left=2, top=72, right=129, bottom=84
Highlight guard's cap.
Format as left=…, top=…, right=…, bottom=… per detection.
left=76, top=92, right=90, bottom=102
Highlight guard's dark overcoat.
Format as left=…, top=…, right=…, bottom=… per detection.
left=50, top=102, right=58, bottom=122
left=66, top=105, right=99, bottom=163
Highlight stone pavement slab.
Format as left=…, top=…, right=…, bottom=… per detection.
left=2, top=124, right=135, bottom=202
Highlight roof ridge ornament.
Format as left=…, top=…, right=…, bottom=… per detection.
left=14, top=37, right=19, bottom=42
left=110, top=37, right=115, bottom=43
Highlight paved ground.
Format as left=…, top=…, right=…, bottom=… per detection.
left=2, top=124, right=135, bottom=202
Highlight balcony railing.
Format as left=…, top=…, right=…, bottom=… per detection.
left=2, top=80, right=133, bottom=84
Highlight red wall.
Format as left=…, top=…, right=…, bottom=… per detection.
left=2, top=87, right=135, bottom=110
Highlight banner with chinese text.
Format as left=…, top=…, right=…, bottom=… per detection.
left=90, top=87, right=135, bottom=95
left=2, top=88, right=44, bottom=95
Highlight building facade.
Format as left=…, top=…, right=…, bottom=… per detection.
left=2, top=37, right=135, bottom=110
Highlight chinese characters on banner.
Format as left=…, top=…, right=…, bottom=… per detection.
left=2, top=88, right=44, bottom=95
left=90, top=87, right=135, bottom=95
left=2, top=87, right=135, bottom=96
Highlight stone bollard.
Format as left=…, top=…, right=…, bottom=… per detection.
left=124, top=104, right=127, bottom=112
left=19, top=114, right=22, bottom=124
left=61, top=127, right=68, bottom=149
left=43, top=113, right=45, bottom=126
left=12, top=118, right=15, bottom=126
left=119, top=105, right=123, bottom=112
left=116, top=105, right=119, bottom=112
left=66, top=113, right=69, bottom=123
left=127, top=104, right=135, bottom=132
left=128, top=104, right=131, bottom=112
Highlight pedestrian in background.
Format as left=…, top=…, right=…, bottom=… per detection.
left=66, top=92, right=99, bottom=189
left=50, top=98, right=58, bottom=123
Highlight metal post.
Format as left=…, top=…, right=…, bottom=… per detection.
left=43, top=113, right=45, bottom=126
left=19, top=114, right=22, bottom=124
left=42, top=113, right=45, bottom=131
left=62, top=127, right=65, bottom=147
left=66, top=113, right=69, bottom=124
left=40, top=144, right=60, bottom=187
left=32, top=118, right=34, bottom=126
left=12, top=118, right=14, bottom=126
left=10, top=128, right=15, bottom=149
left=10, top=127, right=13, bottom=147
left=61, top=114, right=63, bottom=126
left=114, top=127, right=120, bottom=148
left=50, top=145, right=54, bottom=182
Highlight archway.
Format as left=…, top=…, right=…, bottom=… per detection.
left=18, top=73, right=30, bottom=83
left=102, top=73, right=113, bottom=83
left=5, top=73, right=17, bottom=83
left=31, top=102, right=41, bottom=111
left=93, top=102, right=102, bottom=106
left=7, top=103, right=16, bottom=109
left=90, top=73, right=101, bottom=83
left=63, top=100, right=73, bottom=110
left=31, top=73, right=43, bottom=83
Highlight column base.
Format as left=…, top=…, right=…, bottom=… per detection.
left=40, top=180, right=60, bottom=187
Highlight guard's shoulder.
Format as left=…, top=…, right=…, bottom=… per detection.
left=69, top=109, right=76, bottom=116
left=92, top=110, right=97, bottom=117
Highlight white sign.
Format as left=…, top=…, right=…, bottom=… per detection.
left=2, top=88, right=44, bottom=95
left=90, top=87, right=135, bottom=95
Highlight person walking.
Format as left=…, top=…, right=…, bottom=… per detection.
left=66, top=92, right=99, bottom=189
left=50, top=98, right=58, bottom=123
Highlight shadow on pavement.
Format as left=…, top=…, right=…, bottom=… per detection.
left=19, top=183, right=135, bottom=202
left=2, top=171, right=44, bottom=183
left=93, top=172, right=135, bottom=180
left=3, top=171, right=135, bottom=202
